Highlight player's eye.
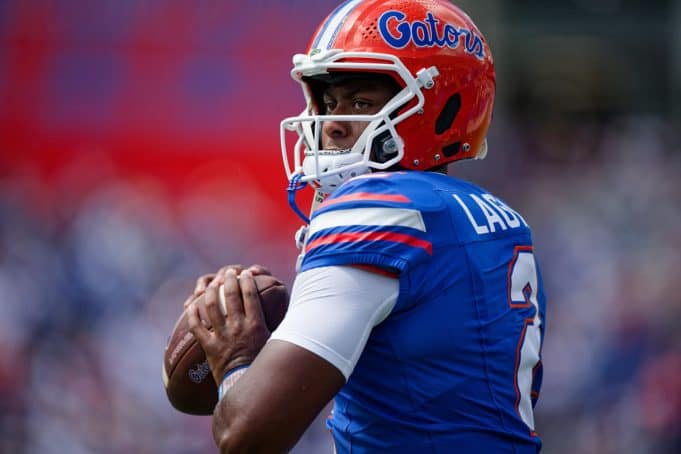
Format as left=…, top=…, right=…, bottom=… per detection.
left=322, top=98, right=337, bottom=113
left=352, top=100, right=370, bottom=110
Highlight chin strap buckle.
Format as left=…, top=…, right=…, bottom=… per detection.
left=294, top=225, right=308, bottom=249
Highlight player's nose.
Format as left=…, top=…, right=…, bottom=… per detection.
left=321, top=118, right=350, bottom=140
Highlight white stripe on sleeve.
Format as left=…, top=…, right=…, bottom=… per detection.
left=309, top=207, right=426, bottom=236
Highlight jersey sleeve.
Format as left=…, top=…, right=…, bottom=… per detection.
left=300, top=173, right=434, bottom=274
left=269, top=265, right=399, bottom=379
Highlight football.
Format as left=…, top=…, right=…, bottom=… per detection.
left=162, top=274, right=289, bottom=415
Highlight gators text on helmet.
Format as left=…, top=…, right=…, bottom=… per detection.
left=281, top=0, right=496, bottom=194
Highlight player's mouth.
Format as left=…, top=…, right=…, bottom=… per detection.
left=304, top=148, right=353, bottom=155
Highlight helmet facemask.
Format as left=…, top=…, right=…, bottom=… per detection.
left=280, top=50, right=439, bottom=194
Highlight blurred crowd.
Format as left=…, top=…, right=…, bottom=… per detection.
left=0, top=114, right=679, bottom=454
left=1, top=0, right=680, bottom=453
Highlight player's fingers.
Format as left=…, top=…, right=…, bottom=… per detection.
left=182, top=293, right=195, bottom=309
left=194, top=273, right=216, bottom=295
left=248, top=264, right=271, bottom=276
left=221, top=268, right=245, bottom=318
left=186, top=303, right=210, bottom=345
left=203, top=284, right=226, bottom=331
left=239, top=270, right=267, bottom=324
left=217, top=264, right=244, bottom=276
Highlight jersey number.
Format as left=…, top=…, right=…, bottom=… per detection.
left=508, top=246, right=542, bottom=433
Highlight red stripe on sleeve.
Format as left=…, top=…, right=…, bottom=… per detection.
left=305, top=231, right=432, bottom=255
left=351, top=264, right=400, bottom=278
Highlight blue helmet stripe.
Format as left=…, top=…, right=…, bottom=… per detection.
left=312, top=0, right=364, bottom=50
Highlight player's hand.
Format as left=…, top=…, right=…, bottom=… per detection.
left=182, top=264, right=272, bottom=308
left=186, top=268, right=271, bottom=385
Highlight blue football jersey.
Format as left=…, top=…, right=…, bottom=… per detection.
left=300, top=171, right=546, bottom=453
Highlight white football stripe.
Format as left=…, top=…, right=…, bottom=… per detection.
left=309, top=207, right=426, bottom=236
left=313, top=0, right=363, bottom=50
left=219, top=284, right=227, bottom=315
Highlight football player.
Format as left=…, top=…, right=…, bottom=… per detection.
left=187, top=0, right=547, bottom=452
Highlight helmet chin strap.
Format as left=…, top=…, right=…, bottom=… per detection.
left=302, top=150, right=369, bottom=194
left=301, top=114, right=392, bottom=193
left=287, top=173, right=311, bottom=224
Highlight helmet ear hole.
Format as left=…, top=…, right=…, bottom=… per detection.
left=435, top=93, right=461, bottom=135
left=371, top=130, right=397, bottom=163
left=442, top=142, right=460, bottom=157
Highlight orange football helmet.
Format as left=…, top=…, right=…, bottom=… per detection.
left=281, top=0, right=496, bottom=193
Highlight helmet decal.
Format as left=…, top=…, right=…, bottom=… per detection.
left=378, top=11, right=485, bottom=59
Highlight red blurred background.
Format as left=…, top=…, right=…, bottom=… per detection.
left=0, top=1, right=322, bottom=237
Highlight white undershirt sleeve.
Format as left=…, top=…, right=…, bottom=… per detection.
left=268, top=265, right=399, bottom=380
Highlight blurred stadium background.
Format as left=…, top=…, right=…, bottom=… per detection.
left=0, top=0, right=679, bottom=452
